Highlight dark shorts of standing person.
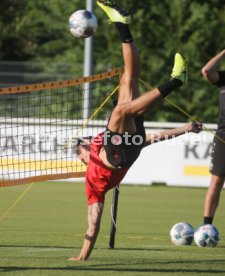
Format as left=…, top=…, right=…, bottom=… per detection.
left=210, top=130, right=225, bottom=177
left=103, top=116, right=146, bottom=169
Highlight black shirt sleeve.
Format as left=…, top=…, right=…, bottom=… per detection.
left=214, top=71, right=225, bottom=87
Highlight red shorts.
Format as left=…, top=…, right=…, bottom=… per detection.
left=85, top=132, right=129, bottom=205
left=86, top=183, right=105, bottom=205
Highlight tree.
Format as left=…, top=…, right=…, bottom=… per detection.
left=1, top=0, right=225, bottom=122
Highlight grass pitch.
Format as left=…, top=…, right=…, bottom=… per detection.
left=0, top=182, right=225, bottom=275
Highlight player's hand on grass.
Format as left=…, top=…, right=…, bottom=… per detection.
left=186, top=122, right=203, bottom=133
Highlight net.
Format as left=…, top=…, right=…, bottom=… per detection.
left=0, top=68, right=122, bottom=187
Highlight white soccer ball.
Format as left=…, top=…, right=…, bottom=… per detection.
left=69, top=10, right=98, bottom=38
left=170, top=222, right=194, bottom=245
left=194, top=224, right=219, bottom=247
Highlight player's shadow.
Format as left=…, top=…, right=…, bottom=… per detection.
left=1, top=260, right=225, bottom=274
left=1, top=266, right=225, bottom=274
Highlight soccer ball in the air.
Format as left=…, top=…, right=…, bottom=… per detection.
left=170, top=222, right=194, bottom=245
left=194, top=224, right=219, bottom=247
left=69, top=10, right=98, bottom=38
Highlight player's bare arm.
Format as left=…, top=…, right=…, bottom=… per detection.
left=145, top=122, right=202, bottom=145
left=201, top=49, right=225, bottom=83
left=69, top=202, right=104, bottom=261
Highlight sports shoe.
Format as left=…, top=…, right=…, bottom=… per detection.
left=97, top=0, right=131, bottom=24
left=171, top=53, right=188, bottom=84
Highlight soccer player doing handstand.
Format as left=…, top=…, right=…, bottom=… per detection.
left=69, top=0, right=202, bottom=261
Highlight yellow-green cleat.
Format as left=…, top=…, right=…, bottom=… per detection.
left=171, top=53, right=188, bottom=84
left=97, top=0, right=131, bottom=24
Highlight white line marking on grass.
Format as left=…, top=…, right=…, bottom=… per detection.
left=127, top=236, right=146, bottom=239
left=24, top=248, right=72, bottom=253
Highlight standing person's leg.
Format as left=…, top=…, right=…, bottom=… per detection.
left=204, top=175, right=225, bottom=224
left=203, top=135, right=225, bottom=224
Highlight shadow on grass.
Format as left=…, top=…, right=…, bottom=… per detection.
left=1, top=266, right=225, bottom=274
left=1, top=260, right=225, bottom=274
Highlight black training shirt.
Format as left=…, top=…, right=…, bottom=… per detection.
left=214, top=71, right=225, bottom=131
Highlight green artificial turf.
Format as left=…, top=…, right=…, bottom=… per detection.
left=0, top=182, right=225, bottom=275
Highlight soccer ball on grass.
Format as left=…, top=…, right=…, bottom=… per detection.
left=170, top=222, right=194, bottom=245
left=69, top=10, right=98, bottom=38
left=194, top=224, right=219, bottom=247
